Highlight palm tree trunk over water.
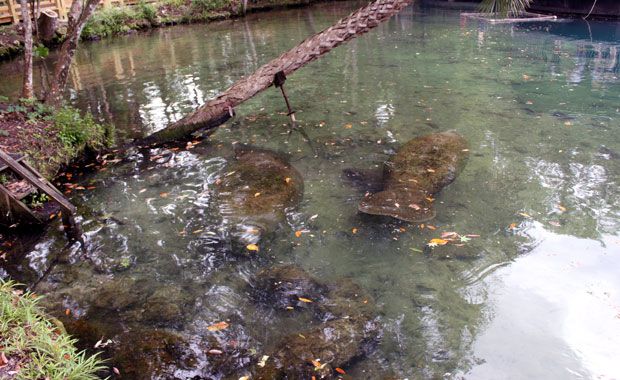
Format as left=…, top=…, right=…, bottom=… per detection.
left=143, top=0, right=412, bottom=145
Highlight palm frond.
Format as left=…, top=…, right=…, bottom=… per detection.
left=477, top=0, right=532, bottom=18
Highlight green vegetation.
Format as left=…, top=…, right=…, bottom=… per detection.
left=0, top=99, right=114, bottom=179
left=0, top=280, right=107, bottom=380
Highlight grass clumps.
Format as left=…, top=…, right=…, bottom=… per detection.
left=0, top=280, right=107, bottom=380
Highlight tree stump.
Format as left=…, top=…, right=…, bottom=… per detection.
left=37, top=9, right=58, bottom=42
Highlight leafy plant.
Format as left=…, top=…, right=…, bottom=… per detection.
left=23, top=191, right=50, bottom=209
left=34, top=44, right=50, bottom=59
left=477, top=0, right=532, bottom=17
left=135, top=1, right=159, bottom=22
left=53, top=105, right=107, bottom=155
left=0, top=280, right=108, bottom=380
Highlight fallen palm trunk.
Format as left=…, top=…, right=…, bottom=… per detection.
left=142, top=0, right=411, bottom=145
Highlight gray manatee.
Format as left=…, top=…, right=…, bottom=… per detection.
left=358, top=131, right=468, bottom=222
left=214, top=146, right=303, bottom=244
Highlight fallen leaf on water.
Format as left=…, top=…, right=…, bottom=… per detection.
left=139, top=189, right=146, bottom=194
left=429, top=238, right=449, bottom=245
left=208, top=349, right=223, bottom=354
left=179, top=231, right=185, bottom=235
left=65, top=309, right=70, bottom=315
left=352, top=228, right=358, bottom=234
left=246, top=244, right=259, bottom=251
left=258, top=355, right=269, bottom=368
left=549, top=221, right=561, bottom=227
left=409, top=204, right=421, bottom=210
left=239, top=377, right=249, bottom=380
left=286, top=306, right=294, bottom=310
left=426, top=225, right=436, bottom=230
left=426, top=197, right=435, bottom=202
left=113, top=367, right=120, bottom=375
left=558, top=204, right=567, bottom=212
left=254, top=192, right=261, bottom=197
left=285, top=177, right=291, bottom=184
left=441, top=231, right=458, bottom=238
left=519, top=212, right=532, bottom=218
left=427, top=168, right=435, bottom=173
left=311, top=360, right=322, bottom=368
left=295, top=231, right=302, bottom=237
left=345, top=124, right=352, bottom=128
left=335, top=368, right=346, bottom=374
left=206, top=322, right=229, bottom=331
left=409, top=248, right=423, bottom=253
left=160, top=193, right=169, bottom=197
left=509, top=223, right=516, bottom=229
left=192, top=229, right=203, bottom=234
left=564, top=121, right=572, bottom=126
left=298, top=297, right=313, bottom=303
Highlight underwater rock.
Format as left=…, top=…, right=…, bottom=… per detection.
left=252, top=316, right=380, bottom=380
left=139, top=285, right=194, bottom=327
left=358, top=131, right=468, bottom=222
left=321, top=277, right=378, bottom=321
left=213, top=147, right=303, bottom=245
left=253, top=264, right=327, bottom=312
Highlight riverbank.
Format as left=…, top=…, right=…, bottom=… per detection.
left=0, top=0, right=340, bottom=61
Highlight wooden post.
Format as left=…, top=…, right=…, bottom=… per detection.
left=55, top=0, right=66, bottom=20
left=7, top=0, right=19, bottom=24
left=103, top=0, right=111, bottom=9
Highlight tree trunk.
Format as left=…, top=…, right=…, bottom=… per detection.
left=44, top=0, right=101, bottom=106
left=19, top=0, right=34, bottom=99
left=143, top=0, right=411, bottom=145
left=37, top=9, right=58, bottom=42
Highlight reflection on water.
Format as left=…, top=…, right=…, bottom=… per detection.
left=1, top=1, right=620, bottom=379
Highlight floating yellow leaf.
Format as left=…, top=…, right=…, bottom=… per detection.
left=295, top=231, right=302, bottom=237
left=298, top=297, right=313, bottom=303
left=427, top=168, right=435, bottom=173
left=239, top=377, right=249, bottom=380
left=509, top=223, right=516, bottom=229
left=426, top=225, right=436, bottom=230
left=206, top=321, right=229, bottom=331
left=311, top=360, right=322, bottom=368
left=160, top=192, right=169, bottom=197
left=345, top=124, right=352, bottom=129
left=285, top=177, right=291, bottom=184
left=193, top=229, right=203, bottom=234
left=558, top=204, right=567, bottom=212
left=429, top=238, right=449, bottom=245
left=246, top=244, right=259, bottom=251
left=286, top=306, right=294, bottom=310
left=564, top=121, right=571, bottom=126
left=254, top=192, right=261, bottom=197
left=335, top=368, right=346, bottom=374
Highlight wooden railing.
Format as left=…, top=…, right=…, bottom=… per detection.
left=0, top=0, right=157, bottom=25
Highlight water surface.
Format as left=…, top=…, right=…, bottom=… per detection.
left=1, top=2, right=619, bottom=379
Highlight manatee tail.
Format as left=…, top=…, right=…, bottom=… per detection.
left=358, top=188, right=435, bottom=222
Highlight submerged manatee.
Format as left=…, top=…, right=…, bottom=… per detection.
left=358, top=131, right=468, bottom=222
left=214, top=147, right=303, bottom=244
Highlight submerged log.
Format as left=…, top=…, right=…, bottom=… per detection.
left=143, top=0, right=411, bottom=145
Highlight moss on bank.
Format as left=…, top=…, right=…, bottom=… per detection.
left=0, top=279, right=107, bottom=379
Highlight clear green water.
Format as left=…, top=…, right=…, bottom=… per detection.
left=1, top=2, right=620, bottom=379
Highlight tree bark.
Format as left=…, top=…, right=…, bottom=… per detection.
left=19, top=0, right=34, bottom=99
left=142, top=0, right=411, bottom=145
left=44, top=0, right=101, bottom=106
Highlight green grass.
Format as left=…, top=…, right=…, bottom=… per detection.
left=0, top=280, right=107, bottom=380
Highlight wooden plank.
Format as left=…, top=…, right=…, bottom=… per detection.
left=55, top=0, right=65, bottom=19
left=19, top=160, right=74, bottom=210
left=6, top=0, right=18, bottom=24
left=0, top=184, right=42, bottom=225
left=0, top=150, right=76, bottom=214
left=0, top=153, right=25, bottom=172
